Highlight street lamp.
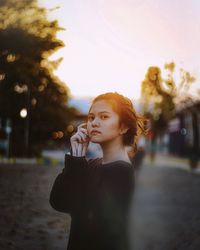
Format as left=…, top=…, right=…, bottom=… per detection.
left=20, top=93, right=30, bottom=157
left=20, top=108, right=27, bottom=118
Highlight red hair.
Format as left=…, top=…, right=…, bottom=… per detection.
left=91, top=92, right=148, bottom=156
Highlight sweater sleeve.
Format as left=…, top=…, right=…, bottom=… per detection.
left=49, top=154, right=90, bottom=214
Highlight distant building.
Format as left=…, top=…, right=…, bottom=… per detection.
left=167, top=100, right=200, bottom=158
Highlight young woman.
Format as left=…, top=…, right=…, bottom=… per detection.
left=49, top=92, right=147, bottom=250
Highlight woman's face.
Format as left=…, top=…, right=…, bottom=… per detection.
left=87, top=100, right=124, bottom=145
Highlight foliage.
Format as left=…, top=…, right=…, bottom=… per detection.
left=0, top=0, right=76, bottom=156
left=141, top=62, right=196, bottom=135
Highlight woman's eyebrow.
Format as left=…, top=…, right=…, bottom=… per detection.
left=88, top=111, right=111, bottom=115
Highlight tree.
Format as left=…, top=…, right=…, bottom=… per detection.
left=0, top=0, right=76, bottom=156
left=140, top=62, right=196, bottom=136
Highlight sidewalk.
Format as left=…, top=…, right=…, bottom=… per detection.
left=143, top=153, right=200, bottom=174
left=0, top=149, right=67, bottom=166
left=0, top=157, right=64, bottom=166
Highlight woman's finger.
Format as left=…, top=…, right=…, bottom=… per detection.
left=77, top=143, right=83, bottom=156
left=77, top=123, right=87, bottom=130
left=82, top=141, right=89, bottom=156
left=76, top=134, right=83, bottom=143
left=78, top=131, right=88, bottom=142
left=71, top=141, right=78, bottom=156
left=80, top=131, right=89, bottom=144
left=78, top=127, right=88, bottom=135
left=71, top=123, right=89, bottom=156
left=74, top=131, right=88, bottom=143
left=71, top=131, right=87, bottom=143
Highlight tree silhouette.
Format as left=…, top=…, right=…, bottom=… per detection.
left=0, top=0, right=76, bottom=156
left=141, top=63, right=196, bottom=136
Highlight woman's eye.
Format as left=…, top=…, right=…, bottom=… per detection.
left=101, top=115, right=108, bottom=120
left=88, top=115, right=94, bottom=121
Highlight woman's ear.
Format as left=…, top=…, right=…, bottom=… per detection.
left=119, top=124, right=129, bottom=135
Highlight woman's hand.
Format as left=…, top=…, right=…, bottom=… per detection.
left=70, top=123, right=89, bottom=157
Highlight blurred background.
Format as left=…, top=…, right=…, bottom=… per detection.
left=0, top=0, right=199, bottom=250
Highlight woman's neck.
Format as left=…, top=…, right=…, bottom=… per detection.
left=100, top=138, right=131, bottom=164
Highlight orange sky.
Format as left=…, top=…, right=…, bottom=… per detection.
left=39, top=0, right=200, bottom=100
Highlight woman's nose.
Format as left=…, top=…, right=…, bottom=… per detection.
left=91, top=117, right=100, bottom=127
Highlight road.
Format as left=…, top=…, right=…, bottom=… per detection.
left=131, top=162, right=200, bottom=250
left=0, top=159, right=200, bottom=250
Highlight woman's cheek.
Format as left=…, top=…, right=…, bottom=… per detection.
left=108, top=120, right=120, bottom=131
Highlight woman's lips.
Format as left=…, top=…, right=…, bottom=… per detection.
left=91, top=130, right=101, bottom=135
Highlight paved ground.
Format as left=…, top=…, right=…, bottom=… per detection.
left=0, top=156, right=200, bottom=250
left=131, top=159, right=200, bottom=250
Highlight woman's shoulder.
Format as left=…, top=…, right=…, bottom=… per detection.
left=87, top=157, right=103, bottom=166
left=87, top=158, right=134, bottom=174
left=101, top=159, right=133, bottom=168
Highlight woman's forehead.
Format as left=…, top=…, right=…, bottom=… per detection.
left=89, top=100, right=115, bottom=113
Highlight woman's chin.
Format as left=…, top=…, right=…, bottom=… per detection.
left=90, top=138, right=102, bottom=143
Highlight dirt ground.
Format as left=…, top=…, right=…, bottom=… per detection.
left=0, top=163, right=69, bottom=250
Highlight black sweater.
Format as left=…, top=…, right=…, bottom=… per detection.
left=49, top=155, right=135, bottom=250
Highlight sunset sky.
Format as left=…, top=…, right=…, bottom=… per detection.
left=39, top=0, right=200, bottom=100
